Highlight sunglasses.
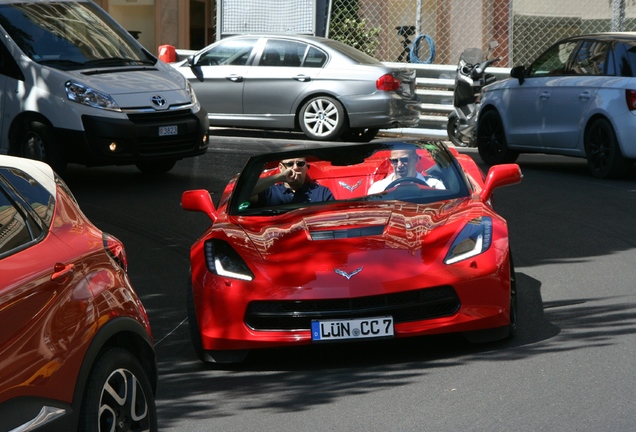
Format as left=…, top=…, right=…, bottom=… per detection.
left=282, top=160, right=307, bottom=168
left=390, top=157, right=411, bottom=165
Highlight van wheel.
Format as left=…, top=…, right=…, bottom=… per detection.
left=135, top=159, right=176, bottom=174
left=79, top=348, right=157, bottom=432
left=20, top=120, right=66, bottom=174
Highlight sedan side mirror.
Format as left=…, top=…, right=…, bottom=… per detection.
left=182, top=189, right=218, bottom=222
left=479, top=164, right=523, bottom=202
left=510, top=65, right=526, bottom=85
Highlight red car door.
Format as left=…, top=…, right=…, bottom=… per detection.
left=0, top=176, right=91, bottom=404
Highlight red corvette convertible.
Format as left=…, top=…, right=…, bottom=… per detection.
left=182, top=140, right=522, bottom=363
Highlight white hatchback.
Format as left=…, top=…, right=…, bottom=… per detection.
left=476, top=32, right=636, bottom=178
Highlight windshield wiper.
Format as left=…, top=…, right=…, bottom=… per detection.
left=84, top=57, right=155, bottom=67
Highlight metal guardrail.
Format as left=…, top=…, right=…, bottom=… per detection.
left=382, top=62, right=512, bottom=139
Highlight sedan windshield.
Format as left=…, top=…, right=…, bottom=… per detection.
left=0, top=2, right=154, bottom=70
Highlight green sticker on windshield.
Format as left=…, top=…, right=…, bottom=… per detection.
left=239, top=202, right=250, bottom=211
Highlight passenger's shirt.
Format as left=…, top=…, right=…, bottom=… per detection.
left=260, top=181, right=334, bottom=206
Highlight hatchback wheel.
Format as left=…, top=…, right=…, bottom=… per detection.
left=477, top=110, right=518, bottom=165
left=299, top=96, right=346, bottom=141
left=585, top=118, right=631, bottom=179
left=79, top=348, right=157, bottom=432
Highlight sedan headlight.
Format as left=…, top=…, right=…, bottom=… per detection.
left=204, top=239, right=254, bottom=281
left=65, top=80, right=121, bottom=112
left=444, top=217, right=492, bottom=264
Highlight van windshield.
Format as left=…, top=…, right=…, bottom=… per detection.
left=0, top=2, right=155, bottom=70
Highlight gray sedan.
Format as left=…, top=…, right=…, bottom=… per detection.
left=173, top=34, right=421, bottom=141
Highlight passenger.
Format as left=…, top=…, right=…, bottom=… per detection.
left=251, top=157, right=334, bottom=206
left=368, top=148, right=445, bottom=193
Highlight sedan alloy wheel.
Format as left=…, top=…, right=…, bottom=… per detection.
left=299, top=96, right=346, bottom=141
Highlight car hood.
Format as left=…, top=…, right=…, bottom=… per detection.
left=68, top=66, right=187, bottom=95
left=236, top=199, right=477, bottom=260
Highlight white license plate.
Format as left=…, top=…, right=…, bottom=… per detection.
left=311, top=316, right=394, bottom=341
left=159, top=125, right=178, bottom=136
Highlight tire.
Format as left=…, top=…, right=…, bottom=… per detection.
left=584, top=118, right=632, bottom=179
left=19, top=120, right=66, bottom=175
left=446, top=114, right=469, bottom=147
left=508, top=254, right=518, bottom=339
left=463, top=253, right=517, bottom=343
left=186, top=278, right=206, bottom=362
left=135, top=159, right=177, bottom=174
left=186, top=278, right=249, bottom=364
left=79, top=348, right=157, bottom=432
left=476, top=110, right=519, bottom=165
left=299, top=96, right=346, bottom=141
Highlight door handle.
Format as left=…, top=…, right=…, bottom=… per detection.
left=227, top=75, right=244, bottom=83
left=51, top=262, right=75, bottom=281
left=579, top=91, right=591, bottom=101
left=539, top=91, right=550, bottom=100
left=293, top=75, right=311, bottom=82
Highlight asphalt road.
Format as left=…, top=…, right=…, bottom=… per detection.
left=63, top=132, right=636, bottom=431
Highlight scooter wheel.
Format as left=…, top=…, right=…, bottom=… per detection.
left=446, top=115, right=470, bottom=147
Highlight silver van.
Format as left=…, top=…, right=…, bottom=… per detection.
left=0, top=0, right=209, bottom=174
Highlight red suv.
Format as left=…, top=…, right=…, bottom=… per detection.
left=0, top=155, right=157, bottom=431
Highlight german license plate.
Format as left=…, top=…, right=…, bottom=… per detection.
left=311, top=316, right=394, bottom=341
left=159, top=125, right=178, bottom=136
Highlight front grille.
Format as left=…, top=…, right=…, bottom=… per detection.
left=128, top=109, right=199, bottom=156
left=245, top=286, right=460, bottom=331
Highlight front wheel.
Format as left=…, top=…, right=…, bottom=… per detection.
left=18, top=120, right=66, bottom=174
left=299, top=96, right=346, bottom=141
left=584, top=118, right=632, bottom=179
left=446, top=114, right=470, bottom=147
left=476, top=110, right=519, bottom=165
left=79, top=348, right=157, bottom=432
left=136, top=159, right=177, bottom=174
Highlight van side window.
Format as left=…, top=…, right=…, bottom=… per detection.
left=0, top=41, right=24, bottom=81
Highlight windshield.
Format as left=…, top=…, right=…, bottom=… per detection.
left=230, top=141, right=471, bottom=216
left=0, top=2, right=155, bottom=70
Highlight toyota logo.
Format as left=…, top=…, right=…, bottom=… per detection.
left=150, top=95, right=167, bottom=107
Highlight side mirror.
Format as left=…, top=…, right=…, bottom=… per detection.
left=479, top=164, right=523, bottom=202
left=181, top=189, right=218, bottom=222
left=186, top=55, right=195, bottom=67
left=510, top=65, right=526, bottom=85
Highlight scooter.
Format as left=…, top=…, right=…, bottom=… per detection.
left=447, top=41, right=500, bottom=147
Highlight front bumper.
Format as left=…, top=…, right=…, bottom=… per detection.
left=56, top=107, right=209, bottom=166
left=192, top=266, right=511, bottom=352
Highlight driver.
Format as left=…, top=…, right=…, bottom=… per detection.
left=368, top=148, right=445, bottom=193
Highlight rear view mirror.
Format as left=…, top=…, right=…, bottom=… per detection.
left=479, top=164, right=523, bottom=202
left=182, top=189, right=218, bottom=222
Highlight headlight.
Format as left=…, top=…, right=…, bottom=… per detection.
left=444, top=217, right=492, bottom=264
left=65, top=80, right=121, bottom=111
left=204, top=239, right=254, bottom=281
left=186, top=81, right=200, bottom=107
